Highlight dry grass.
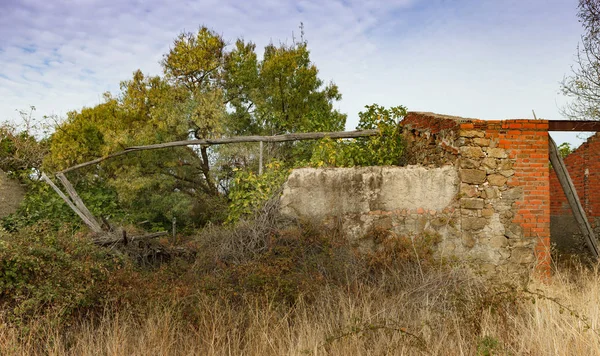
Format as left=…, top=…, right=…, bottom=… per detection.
left=3, top=262, right=600, bottom=356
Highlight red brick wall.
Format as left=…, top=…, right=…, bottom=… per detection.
left=550, top=132, right=600, bottom=218
left=402, top=112, right=551, bottom=277
left=463, top=120, right=551, bottom=276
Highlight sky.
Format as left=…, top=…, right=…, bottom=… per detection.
left=0, top=0, right=588, bottom=146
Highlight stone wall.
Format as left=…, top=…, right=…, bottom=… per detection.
left=0, top=170, right=25, bottom=218
left=280, top=166, right=461, bottom=245
left=280, top=112, right=551, bottom=276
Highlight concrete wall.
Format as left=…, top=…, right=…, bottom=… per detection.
left=0, top=170, right=25, bottom=218
left=280, top=112, right=551, bottom=276
left=281, top=166, right=460, bottom=243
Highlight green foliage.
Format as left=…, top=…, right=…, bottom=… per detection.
left=226, top=161, right=290, bottom=223
left=0, top=107, right=48, bottom=182
left=310, top=104, right=407, bottom=167
left=162, top=27, right=226, bottom=92
left=257, top=41, right=346, bottom=135
left=477, top=335, right=501, bottom=356
left=558, top=142, right=573, bottom=158
left=0, top=223, right=125, bottom=322
left=560, top=0, right=600, bottom=120
left=41, top=25, right=344, bottom=230
left=1, top=176, right=123, bottom=232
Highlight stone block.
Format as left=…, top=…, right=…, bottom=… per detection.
left=460, top=130, right=485, bottom=138
left=462, top=232, right=476, bottom=248
left=460, top=146, right=485, bottom=158
left=460, top=169, right=486, bottom=184
left=474, top=138, right=491, bottom=147
left=504, top=224, right=523, bottom=239
left=487, top=148, right=508, bottom=158
left=481, top=208, right=495, bottom=217
left=460, top=198, right=484, bottom=209
left=488, top=174, right=508, bottom=186
left=484, top=187, right=498, bottom=199
left=502, top=187, right=523, bottom=201
left=460, top=183, right=479, bottom=197
left=462, top=216, right=488, bottom=230
left=459, top=158, right=480, bottom=169
left=499, top=160, right=514, bottom=170
left=481, top=157, right=497, bottom=169
left=511, top=247, right=535, bottom=264
left=489, top=235, right=509, bottom=248
left=499, top=169, right=515, bottom=177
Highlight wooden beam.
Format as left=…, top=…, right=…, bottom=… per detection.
left=548, top=120, right=600, bottom=131
left=60, top=129, right=379, bottom=173
left=93, top=231, right=168, bottom=246
left=548, top=137, right=599, bottom=259
left=55, top=172, right=101, bottom=230
left=41, top=173, right=103, bottom=233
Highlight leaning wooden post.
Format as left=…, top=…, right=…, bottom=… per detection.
left=549, top=136, right=599, bottom=259
left=55, top=172, right=101, bottom=229
left=259, top=141, right=264, bottom=175
left=41, top=173, right=103, bottom=233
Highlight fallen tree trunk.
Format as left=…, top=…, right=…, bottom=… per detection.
left=41, top=173, right=103, bottom=233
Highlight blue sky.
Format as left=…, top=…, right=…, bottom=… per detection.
left=0, top=0, right=587, bottom=146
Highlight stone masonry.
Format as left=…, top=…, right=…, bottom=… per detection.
left=280, top=112, right=551, bottom=277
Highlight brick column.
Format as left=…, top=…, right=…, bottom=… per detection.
left=495, top=120, right=551, bottom=277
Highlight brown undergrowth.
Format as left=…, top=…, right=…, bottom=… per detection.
left=2, top=209, right=600, bottom=355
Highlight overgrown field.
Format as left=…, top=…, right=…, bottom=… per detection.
left=1, top=210, right=600, bottom=355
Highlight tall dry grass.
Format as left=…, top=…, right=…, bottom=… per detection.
left=2, top=262, right=600, bottom=356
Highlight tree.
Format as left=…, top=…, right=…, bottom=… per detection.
left=0, top=107, right=48, bottom=182
left=310, top=104, right=406, bottom=167
left=45, top=73, right=226, bottom=228
left=42, top=26, right=346, bottom=229
left=561, top=0, right=600, bottom=120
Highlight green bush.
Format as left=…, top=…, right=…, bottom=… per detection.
left=226, top=161, right=290, bottom=223
left=1, top=176, right=124, bottom=232
left=0, top=222, right=124, bottom=322
left=310, top=104, right=406, bottom=167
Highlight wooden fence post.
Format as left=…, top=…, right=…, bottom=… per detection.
left=259, top=141, right=264, bottom=175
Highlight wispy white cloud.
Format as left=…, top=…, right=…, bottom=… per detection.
left=0, top=0, right=586, bottom=144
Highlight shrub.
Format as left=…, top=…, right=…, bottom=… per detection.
left=226, top=161, right=290, bottom=223
left=309, top=104, right=406, bottom=167
left=0, top=222, right=124, bottom=323
left=194, top=204, right=358, bottom=304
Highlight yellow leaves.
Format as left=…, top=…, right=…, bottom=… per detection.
left=162, top=27, right=225, bottom=90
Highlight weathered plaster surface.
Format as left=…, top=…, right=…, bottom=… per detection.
left=280, top=166, right=458, bottom=218
left=0, top=170, right=25, bottom=218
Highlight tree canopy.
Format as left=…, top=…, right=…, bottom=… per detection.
left=41, top=26, right=347, bottom=229
left=561, top=0, right=600, bottom=120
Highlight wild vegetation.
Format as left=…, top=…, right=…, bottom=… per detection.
left=2, top=208, right=600, bottom=355
left=2, top=13, right=600, bottom=354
